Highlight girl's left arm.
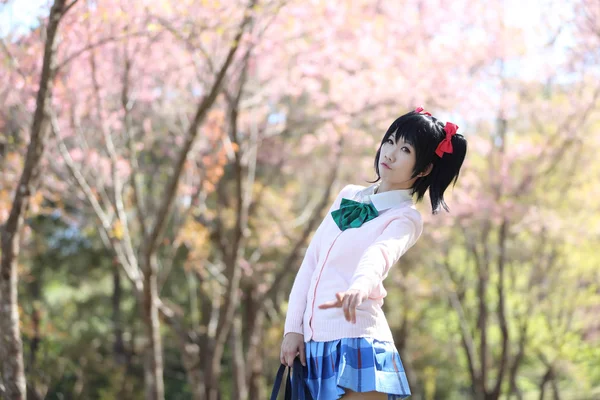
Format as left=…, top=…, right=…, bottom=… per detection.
left=347, top=210, right=423, bottom=297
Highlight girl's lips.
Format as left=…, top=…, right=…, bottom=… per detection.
left=381, top=162, right=391, bottom=170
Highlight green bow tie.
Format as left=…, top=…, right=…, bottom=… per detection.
left=331, top=198, right=379, bottom=231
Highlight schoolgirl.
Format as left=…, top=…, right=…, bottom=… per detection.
left=280, top=107, right=467, bottom=399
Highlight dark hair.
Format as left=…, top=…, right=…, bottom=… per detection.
left=371, top=110, right=467, bottom=214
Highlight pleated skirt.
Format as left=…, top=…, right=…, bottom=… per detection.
left=303, top=337, right=411, bottom=399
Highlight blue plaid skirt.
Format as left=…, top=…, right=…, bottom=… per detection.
left=303, top=337, right=411, bottom=399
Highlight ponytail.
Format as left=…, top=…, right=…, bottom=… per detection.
left=413, top=133, right=467, bottom=214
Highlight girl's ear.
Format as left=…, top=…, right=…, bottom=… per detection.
left=419, top=164, right=433, bottom=177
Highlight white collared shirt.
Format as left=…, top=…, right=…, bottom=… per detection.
left=352, top=183, right=413, bottom=213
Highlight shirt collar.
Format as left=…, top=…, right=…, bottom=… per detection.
left=357, top=183, right=413, bottom=211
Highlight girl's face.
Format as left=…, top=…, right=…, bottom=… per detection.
left=378, top=133, right=419, bottom=190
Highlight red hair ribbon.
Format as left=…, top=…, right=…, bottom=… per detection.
left=415, top=106, right=432, bottom=116
left=435, top=122, right=459, bottom=157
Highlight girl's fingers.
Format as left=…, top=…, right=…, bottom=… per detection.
left=342, top=293, right=359, bottom=323
left=285, top=351, right=296, bottom=367
left=318, top=291, right=362, bottom=322
left=346, top=294, right=354, bottom=323
left=343, top=295, right=351, bottom=321
left=319, top=292, right=346, bottom=309
left=299, top=345, right=307, bottom=367
left=349, top=295, right=359, bottom=323
left=318, top=299, right=341, bottom=309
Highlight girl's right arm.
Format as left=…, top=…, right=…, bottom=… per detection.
left=283, top=226, right=320, bottom=336
left=283, top=184, right=353, bottom=336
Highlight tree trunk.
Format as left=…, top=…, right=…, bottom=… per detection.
left=490, top=219, right=510, bottom=400
left=538, top=364, right=561, bottom=400
left=508, top=321, right=528, bottom=400
left=231, top=315, right=248, bottom=400
left=0, top=1, right=71, bottom=398
left=0, top=248, right=26, bottom=399
left=538, top=366, right=553, bottom=400
left=550, top=378, right=560, bottom=400
left=26, top=280, right=46, bottom=400
left=112, top=263, right=128, bottom=365
left=182, top=347, right=205, bottom=400
left=141, top=257, right=164, bottom=400
left=157, top=299, right=205, bottom=400
left=205, top=266, right=241, bottom=400
left=247, top=341, right=265, bottom=400
left=28, top=280, right=42, bottom=369
left=476, top=262, right=489, bottom=400
left=144, top=4, right=256, bottom=399
left=245, top=292, right=265, bottom=400
left=204, top=348, right=222, bottom=400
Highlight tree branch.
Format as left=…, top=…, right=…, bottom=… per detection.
left=143, top=0, right=257, bottom=264
left=0, top=38, right=28, bottom=82
left=87, top=23, right=140, bottom=280
left=57, top=31, right=150, bottom=72
left=261, top=146, right=342, bottom=308
left=50, top=112, right=143, bottom=288
left=64, top=0, right=79, bottom=14
left=440, top=256, right=480, bottom=393
left=120, top=29, right=148, bottom=239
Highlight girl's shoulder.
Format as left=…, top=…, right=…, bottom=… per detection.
left=327, top=184, right=366, bottom=213
left=338, top=184, right=369, bottom=199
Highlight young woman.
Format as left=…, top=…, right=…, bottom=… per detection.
left=280, top=107, right=467, bottom=399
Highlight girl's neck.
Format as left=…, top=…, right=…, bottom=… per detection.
left=376, top=181, right=412, bottom=194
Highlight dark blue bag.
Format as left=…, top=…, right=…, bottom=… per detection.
left=270, top=358, right=312, bottom=400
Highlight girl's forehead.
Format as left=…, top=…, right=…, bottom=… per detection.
left=392, top=132, right=415, bottom=145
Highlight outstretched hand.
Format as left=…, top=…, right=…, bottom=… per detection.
left=318, top=289, right=367, bottom=324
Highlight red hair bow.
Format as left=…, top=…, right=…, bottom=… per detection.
left=415, top=106, right=432, bottom=116
left=435, top=122, right=459, bottom=157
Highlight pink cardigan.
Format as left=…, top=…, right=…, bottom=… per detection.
left=284, top=184, right=423, bottom=343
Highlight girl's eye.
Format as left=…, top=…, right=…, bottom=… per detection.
left=386, top=138, right=394, bottom=144
left=401, top=146, right=411, bottom=153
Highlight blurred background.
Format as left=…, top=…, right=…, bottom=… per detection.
left=0, top=0, right=599, bottom=399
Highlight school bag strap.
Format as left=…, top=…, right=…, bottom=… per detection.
left=270, top=358, right=312, bottom=400
left=270, top=362, right=291, bottom=400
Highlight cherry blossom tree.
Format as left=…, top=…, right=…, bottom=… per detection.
left=0, top=1, right=79, bottom=399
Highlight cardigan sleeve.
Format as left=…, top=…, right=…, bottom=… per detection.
left=284, top=184, right=356, bottom=336
left=347, top=210, right=423, bottom=297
